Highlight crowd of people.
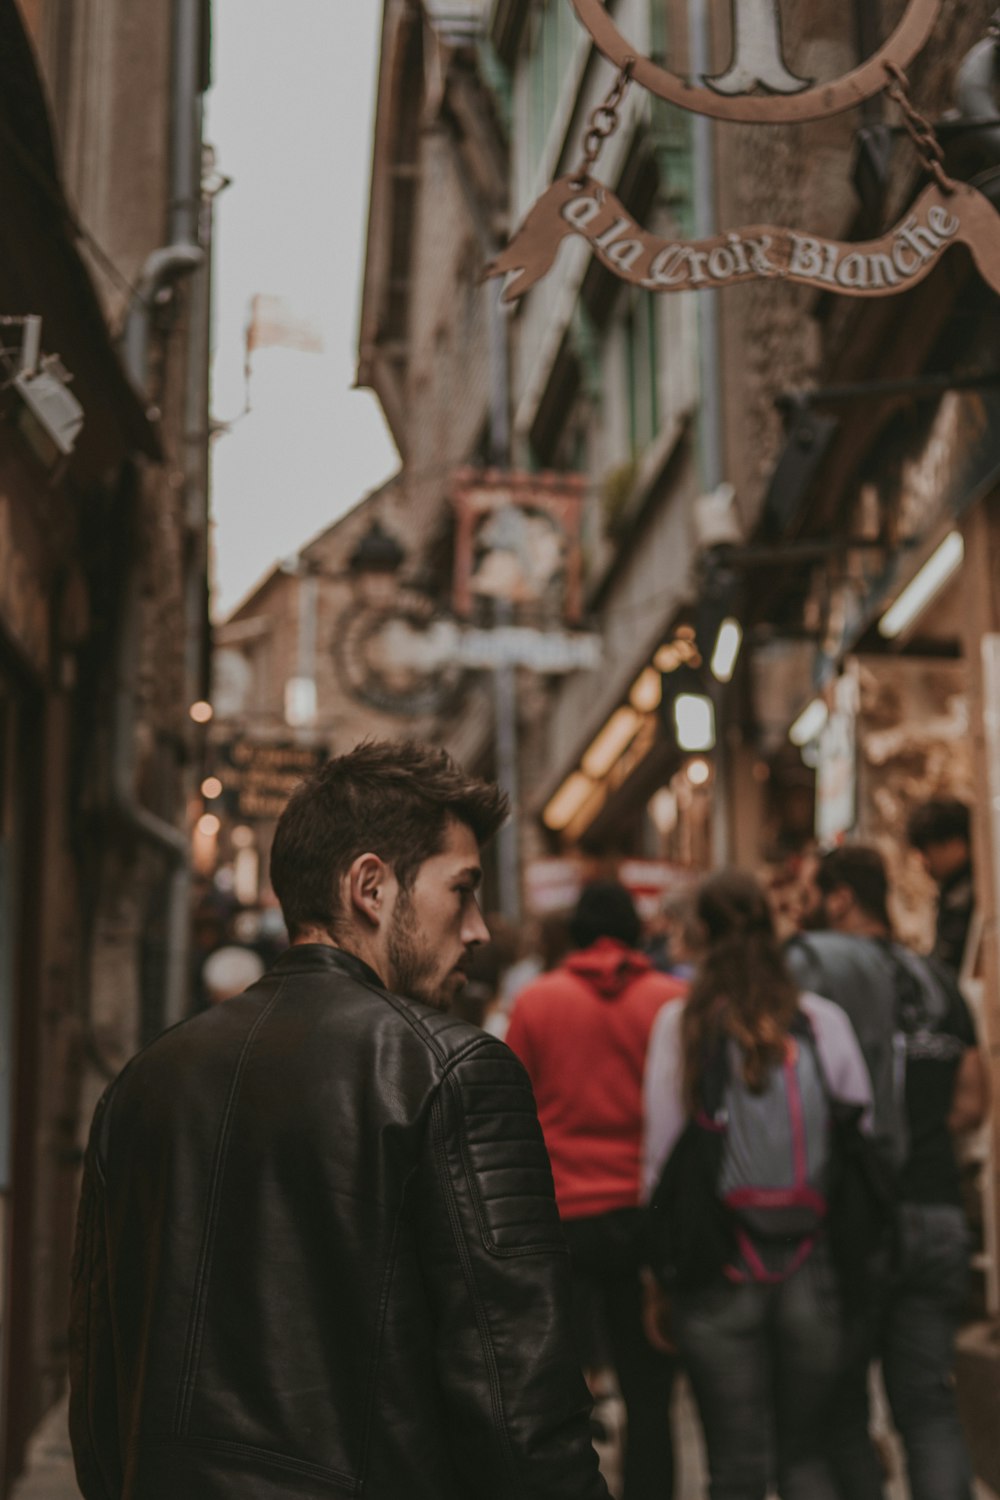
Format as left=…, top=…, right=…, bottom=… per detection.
left=497, top=798, right=987, bottom=1499
left=68, top=743, right=989, bottom=1500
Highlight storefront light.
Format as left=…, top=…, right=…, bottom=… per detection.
left=673, top=694, right=716, bottom=753
left=581, top=707, right=643, bottom=779
left=710, top=619, right=743, bottom=683
left=189, top=700, right=214, bottom=724
left=197, top=813, right=221, bottom=837
left=201, top=776, right=223, bottom=800
left=687, top=758, right=711, bottom=787
left=649, top=787, right=678, bottom=835
left=878, top=531, right=965, bottom=640
left=789, top=698, right=829, bottom=747
left=630, top=668, right=662, bottom=713
left=543, top=772, right=597, bottom=832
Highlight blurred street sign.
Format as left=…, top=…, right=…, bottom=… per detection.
left=216, top=740, right=328, bottom=820
left=455, top=626, right=601, bottom=672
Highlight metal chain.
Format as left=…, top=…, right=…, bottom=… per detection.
left=572, top=59, right=635, bottom=185
left=884, top=61, right=956, bottom=194
left=988, top=9, right=1000, bottom=44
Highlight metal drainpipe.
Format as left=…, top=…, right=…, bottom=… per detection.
left=123, top=0, right=205, bottom=396
left=487, top=281, right=523, bottom=923
left=111, top=0, right=207, bottom=1031
left=687, top=0, right=732, bottom=867
left=435, top=45, right=522, bottom=920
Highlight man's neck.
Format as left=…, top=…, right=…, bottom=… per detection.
left=292, top=928, right=389, bottom=986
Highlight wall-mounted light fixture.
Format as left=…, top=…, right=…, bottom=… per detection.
left=878, top=531, right=964, bottom=640
left=789, top=697, right=828, bottom=746
left=710, top=618, right=743, bottom=682
left=543, top=772, right=598, bottom=832
left=348, top=518, right=407, bottom=607
left=674, top=693, right=716, bottom=753
left=5, top=314, right=84, bottom=470
left=630, top=667, right=663, bottom=713
left=582, top=706, right=643, bottom=779
left=687, top=758, right=712, bottom=787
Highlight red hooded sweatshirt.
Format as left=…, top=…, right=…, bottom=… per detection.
left=506, top=938, right=686, bottom=1220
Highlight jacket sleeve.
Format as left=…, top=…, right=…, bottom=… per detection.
left=414, top=1035, right=609, bottom=1500
left=68, top=1094, right=123, bottom=1500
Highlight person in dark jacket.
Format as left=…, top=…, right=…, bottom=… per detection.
left=907, top=797, right=976, bottom=974
left=69, top=739, right=610, bottom=1500
left=507, top=881, right=686, bottom=1500
left=789, top=844, right=988, bottom=1500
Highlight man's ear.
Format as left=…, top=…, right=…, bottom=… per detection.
left=346, top=852, right=392, bottom=929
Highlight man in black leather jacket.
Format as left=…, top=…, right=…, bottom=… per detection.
left=69, top=740, right=610, bottom=1500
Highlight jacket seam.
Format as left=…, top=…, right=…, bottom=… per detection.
left=173, top=981, right=287, bottom=1435
left=356, top=1203, right=405, bottom=1481
left=433, top=1083, right=528, bottom=1498
left=347, top=967, right=492, bottom=1073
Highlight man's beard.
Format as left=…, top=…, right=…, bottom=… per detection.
left=387, top=893, right=463, bottom=1010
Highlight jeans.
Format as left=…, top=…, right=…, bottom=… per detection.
left=562, top=1209, right=677, bottom=1500
left=884, top=1203, right=975, bottom=1500
left=673, top=1245, right=843, bottom=1500
left=828, top=1202, right=974, bottom=1500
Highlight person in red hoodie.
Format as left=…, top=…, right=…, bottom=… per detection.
left=506, top=880, right=687, bottom=1500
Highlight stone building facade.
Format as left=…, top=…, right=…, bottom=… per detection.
left=1, top=0, right=212, bottom=1484
left=363, top=0, right=1000, bottom=1480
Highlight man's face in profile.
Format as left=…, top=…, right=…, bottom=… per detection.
left=387, top=819, right=489, bottom=1009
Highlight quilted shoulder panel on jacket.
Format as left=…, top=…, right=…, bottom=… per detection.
left=444, top=1036, right=565, bottom=1255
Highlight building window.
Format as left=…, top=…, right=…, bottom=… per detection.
left=624, top=293, right=659, bottom=459
left=527, top=0, right=577, bottom=168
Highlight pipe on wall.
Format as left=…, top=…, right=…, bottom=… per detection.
left=111, top=0, right=210, bottom=1032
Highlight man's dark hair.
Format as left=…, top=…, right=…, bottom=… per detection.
left=906, top=798, right=971, bottom=852
left=270, top=739, right=508, bottom=939
left=569, top=881, right=641, bottom=951
left=816, top=844, right=890, bottom=927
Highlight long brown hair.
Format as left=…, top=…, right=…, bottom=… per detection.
left=682, top=870, right=799, bottom=1115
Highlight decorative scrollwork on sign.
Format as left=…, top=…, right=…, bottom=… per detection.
left=568, top=0, right=942, bottom=122
left=486, top=179, right=1000, bottom=303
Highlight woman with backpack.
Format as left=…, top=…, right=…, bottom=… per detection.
left=641, top=870, right=874, bottom=1500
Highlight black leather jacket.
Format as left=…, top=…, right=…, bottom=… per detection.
left=70, top=945, right=608, bottom=1500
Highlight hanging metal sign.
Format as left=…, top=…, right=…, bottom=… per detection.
left=569, top=0, right=941, bottom=122
left=487, top=10, right=1000, bottom=307
left=487, top=178, right=1000, bottom=304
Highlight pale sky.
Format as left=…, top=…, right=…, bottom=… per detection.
left=206, top=0, right=399, bottom=619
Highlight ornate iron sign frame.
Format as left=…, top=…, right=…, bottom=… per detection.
left=569, top=0, right=942, bottom=122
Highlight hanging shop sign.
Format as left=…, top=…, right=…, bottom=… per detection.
left=489, top=179, right=1000, bottom=304
left=216, top=740, right=328, bottom=821
left=334, top=600, right=602, bottom=716
left=487, top=6, right=1000, bottom=307
left=452, top=468, right=587, bottom=625
left=569, top=0, right=941, bottom=123
left=333, top=588, right=466, bottom=719
left=332, top=470, right=597, bottom=717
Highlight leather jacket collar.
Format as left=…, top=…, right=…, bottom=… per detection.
left=271, top=943, right=387, bottom=993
